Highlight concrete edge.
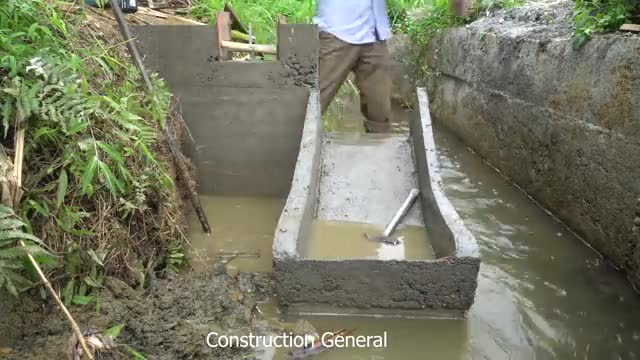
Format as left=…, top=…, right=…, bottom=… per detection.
left=274, top=257, right=480, bottom=310
left=272, top=89, right=322, bottom=259
left=415, top=87, right=481, bottom=258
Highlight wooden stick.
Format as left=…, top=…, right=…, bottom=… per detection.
left=109, top=0, right=152, bottom=93
left=137, top=7, right=168, bottom=19
left=108, top=1, right=212, bottom=233
left=12, top=130, right=94, bottom=359
left=220, top=40, right=277, bottom=55
left=620, top=23, right=640, bottom=32
left=166, top=98, right=211, bottom=233
left=22, top=240, right=94, bottom=358
left=231, top=29, right=255, bottom=43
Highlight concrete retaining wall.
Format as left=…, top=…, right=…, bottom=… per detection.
left=424, top=29, right=640, bottom=286
left=134, top=24, right=318, bottom=197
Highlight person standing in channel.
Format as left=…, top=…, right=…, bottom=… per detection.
left=314, top=0, right=392, bottom=133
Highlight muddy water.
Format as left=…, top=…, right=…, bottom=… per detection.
left=254, top=100, right=640, bottom=359
left=187, top=195, right=284, bottom=273
left=305, top=220, right=435, bottom=260
left=187, top=96, right=640, bottom=359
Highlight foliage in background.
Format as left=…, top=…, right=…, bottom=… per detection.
left=572, top=0, right=637, bottom=48
left=401, top=0, right=469, bottom=47
left=0, top=205, right=51, bottom=296
left=191, top=0, right=432, bottom=43
left=1, top=0, right=183, bottom=297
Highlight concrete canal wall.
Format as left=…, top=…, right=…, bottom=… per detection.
left=134, top=24, right=318, bottom=197
left=423, top=26, right=640, bottom=287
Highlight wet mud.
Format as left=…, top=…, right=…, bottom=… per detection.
left=2, top=273, right=272, bottom=360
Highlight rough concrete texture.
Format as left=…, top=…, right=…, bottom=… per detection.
left=317, top=133, right=423, bottom=226
left=411, top=89, right=481, bottom=259
left=468, top=0, right=574, bottom=40
left=273, top=89, right=323, bottom=259
left=274, top=257, right=479, bottom=310
left=423, top=4, right=640, bottom=286
left=273, top=86, right=480, bottom=310
left=134, top=24, right=318, bottom=197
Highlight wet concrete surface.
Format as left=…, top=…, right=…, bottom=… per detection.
left=317, top=133, right=423, bottom=226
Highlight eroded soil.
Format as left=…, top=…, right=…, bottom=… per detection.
left=1, top=273, right=273, bottom=359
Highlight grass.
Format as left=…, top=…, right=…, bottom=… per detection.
left=1, top=0, right=182, bottom=299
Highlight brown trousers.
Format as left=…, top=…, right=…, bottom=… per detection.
left=319, top=32, right=392, bottom=133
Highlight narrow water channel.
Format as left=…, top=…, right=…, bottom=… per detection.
left=262, top=123, right=640, bottom=360
left=187, top=96, right=640, bottom=359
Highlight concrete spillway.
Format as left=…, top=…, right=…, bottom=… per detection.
left=134, top=23, right=480, bottom=313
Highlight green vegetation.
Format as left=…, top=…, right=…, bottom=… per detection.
left=572, top=0, right=637, bottom=48
left=401, top=0, right=469, bottom=47
left=191, top=0, right=432, bottom=43
left=1, top=0, right=182, bottom=298
left=0, top=205, right=50, bottom=296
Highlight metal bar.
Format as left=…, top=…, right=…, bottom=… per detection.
left=383, top=189, right=420, bottom=237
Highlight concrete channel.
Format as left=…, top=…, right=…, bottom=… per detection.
left=273, top=88, right=480, bottom=311
left=134, top=24, right=481, bottom=313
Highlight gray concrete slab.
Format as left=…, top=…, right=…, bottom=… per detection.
left=317, top=133, right=423, bottom=226
left=133, top=24, right=319, bottom=197
left=181, top=86, right=308, bottom=196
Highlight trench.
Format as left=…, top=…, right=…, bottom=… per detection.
left=186, top=90, right=640, bottom=359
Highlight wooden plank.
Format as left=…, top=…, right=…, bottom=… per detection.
left=620, top=23, right=640, bottom=32
left=220, top=40, right=277, bottom=54
left=216, top=11, right=232, bottom=60
left=138, top=7, right=169, bottom=18
left=224, top=1, right=248, bottom=35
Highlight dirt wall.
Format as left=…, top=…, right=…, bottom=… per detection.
left=423, top=25, right=640, bottom=287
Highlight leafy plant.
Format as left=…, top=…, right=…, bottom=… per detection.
left=401, top=0, right=471, bottom=47
left=0, top=204, right=50, bottom=296
left=164, top=240, right=187, bottom=273
left=1, top=0, right=182, bottom=284
left=191, top=0, right=431, bottom=44
left=104, top=323, right=125, bottom=338
left=572, top=0, right=636, bottom=49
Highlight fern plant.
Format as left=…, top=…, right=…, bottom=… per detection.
left=0, top=204, right=50, bottom=296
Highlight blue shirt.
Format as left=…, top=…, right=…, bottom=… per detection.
left=313, top=0, right=391, bottom=45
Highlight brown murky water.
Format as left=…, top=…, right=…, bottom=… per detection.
left=305, top=220, right=435, bottom=260
left=187, top=195, right=284, bottom=273
left=189, top=98, right=640, bottom=359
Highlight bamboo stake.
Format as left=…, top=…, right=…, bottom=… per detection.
left=108, top=0, right=212, bottom=233
left=220, top=40, right=277, bottom=55
left=12, top=129, right=94, bottom=359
